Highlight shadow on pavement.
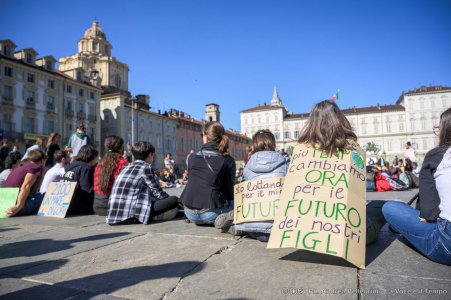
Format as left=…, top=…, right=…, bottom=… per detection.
left=0, top=227, right=20, bottom=233
left=0, top=259, right=68, bottom=277
left=0, top=232, right=130, bottom=259
left=2, top=261, right=203, bottom=299
left=279, top=249, right=356, bottom=268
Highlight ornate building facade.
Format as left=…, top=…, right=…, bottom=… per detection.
left=0, top=39, right=102, bottom=150
left=241, top=86, right=451, bottom=163
left=56, top=20, right=251, bottom=170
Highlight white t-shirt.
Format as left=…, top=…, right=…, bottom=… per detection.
left=39, top=163, right=66, bottom=194
left=435, top=147, right=451, bottom=222
left=403, top=147, right=416, bottom=162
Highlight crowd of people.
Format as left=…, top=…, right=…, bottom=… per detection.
left=0, top=103, right=449, bottom=266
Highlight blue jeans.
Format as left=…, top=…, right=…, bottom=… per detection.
left=17, top=193, right=45, bottom=216
left=184, top=201, right=234, bottom=225
left=383, top=201, right=451, bottom=266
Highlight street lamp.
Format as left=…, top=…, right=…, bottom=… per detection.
left=131, top=94, right=134, bottom=146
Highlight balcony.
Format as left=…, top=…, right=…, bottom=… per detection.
left=2, top=96, right=14, bottom=106
left=65, top=109, right=74, bottom=118
left=26, top=99, right=35, bottom=108
left=77, top=111, right=86, bottom=120
left=88, top=114, right=97, bottom=122
left=46, top=103, right=55, bottom=112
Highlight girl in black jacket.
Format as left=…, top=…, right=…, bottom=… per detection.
left=180, top=121, right=236, bottom=224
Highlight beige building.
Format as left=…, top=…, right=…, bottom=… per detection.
left=0, top=39, right=102, bottom=150
left=241, top=86, right=451, bottom=163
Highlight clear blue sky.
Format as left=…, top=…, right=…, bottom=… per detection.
left=2, top=0, right=451, bottom=131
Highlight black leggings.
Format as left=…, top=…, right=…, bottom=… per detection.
left=149, top=196, right=179, bottom=217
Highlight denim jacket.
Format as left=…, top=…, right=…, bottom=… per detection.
left=236, top=151, right=288, bottom=233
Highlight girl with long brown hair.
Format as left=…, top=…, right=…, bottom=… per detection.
left=299, top=100, right=386, bottom=245
left=46, top=132, right=61, bottom=167
left=180, top=121, right=236, bottom=225
left=93, top=135, right=128, bottom=215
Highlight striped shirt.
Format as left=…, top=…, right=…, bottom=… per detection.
left=107, top=160, right=169, bottom=224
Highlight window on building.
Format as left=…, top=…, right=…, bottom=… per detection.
left=115, top=74, right=121, bottom=88
left=93, top=42, right=98, bottom=51
left=67, top=101, right=72, bottom=110
left=274, top=132, right=280, bottom=140
left=90, top=92, right=95, bottom=99
left=47, top=96, right=54, bottom=109
left=78, top=103, right=84, bottom=113
left=2, top=114, right=12, bottom=133
left=27, top=73, right=34, bottom=83
left=4, top=66, right=12, bottom=77
left=410, top=120, right=415, bottom=131
left=48, top=79, right=55, bottom=89
left=79, top=88, right=84, bottom=97
left=386, top=123, right=391, bottom=133
left=387, top=140, right=392, bottom=151
left=422, top=138, right=428, bottom=150
left=27, top=91, right=34, bottom=103
left=26, top=52, right=32, bottom=63
left=26, top=117, right=34, bottom=132
left=3, top=45, right=11, bottom=56
left=3, top=85, right=13, bottom=99
left=76, top=71, right=82, bottom=81
left=421, top=119, right=426, bottom=130
left=284, top=131, right=290, bottom=139
left=66, top=85, right=72, bottom=93
left=399, top=123, right=404, bottom=132
left=294, top=130, right=300, bottom=138
left=374, top=124, right=379, bottom=134
left=45, top=60, right=52, bottom=71
left=47, top=121, right=54, bottom=135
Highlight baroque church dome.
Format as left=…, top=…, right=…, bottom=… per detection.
left=84, top=20, right=106, bottom=39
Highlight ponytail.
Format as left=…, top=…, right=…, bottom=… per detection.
left=218, top=135, right=229, bottom=154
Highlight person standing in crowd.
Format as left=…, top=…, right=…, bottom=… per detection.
left=66, top=121, right=91, bottom=159
left=383, top=107, right=451, bottom=265
left=107, top=141, right=179, bottom=225
left=403, top=141, right=417, bottom=162
left=180, top=121, right=235, bottom=225
left=21, top=137, right=47, bottom=161
left=46, top=132, right=61, bottom=167
left=392, top=155, right=398, bottom=167
left=164, top=152, right=175, bottom=171
left=8, top=145, right=22, bottom=160
left=61, top=145, right=98, bottom=215
left=216, top=129, right=289, bottom=239
left=93, top=136, right=128, bottom=216
left=39, top=150, right=68, bottom=195
left=4, top=150, right=47, bottom=216
left=0, top=154, right=20, bottom=187
left=0, top=139, right=13, bottom=171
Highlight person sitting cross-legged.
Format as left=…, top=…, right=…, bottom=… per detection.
left=107, top=141, right=179, bottom=225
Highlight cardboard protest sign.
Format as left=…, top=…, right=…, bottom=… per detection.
left=234, top=177, right=284, bottom=224
left=37, top=182, right=77, bottom=218
left=267, top=142, right=367, bottom=268
left=0, top=188, right=19, bottom=218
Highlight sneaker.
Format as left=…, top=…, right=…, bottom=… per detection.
left=153, top=208, right=178, bottom=221
left=214, top=210, right=234, bottom=232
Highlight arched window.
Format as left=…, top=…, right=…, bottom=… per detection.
left=115, top=74, right=121, bottom=88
